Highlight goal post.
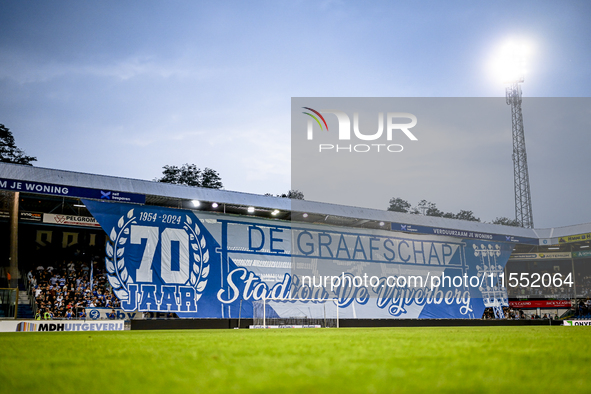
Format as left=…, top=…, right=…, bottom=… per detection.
left=252, top=297, right=340, bottom=328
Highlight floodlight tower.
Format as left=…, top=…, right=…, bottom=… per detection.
left=504, top=48, right=534, bottom=228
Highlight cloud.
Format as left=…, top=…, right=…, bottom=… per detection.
left=0, top=52, right=232, bottom=83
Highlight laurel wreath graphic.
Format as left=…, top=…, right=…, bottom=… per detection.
left=105, top=210, right=210, bottom=302
left=183, top=215, right=210, bottom=302
left=105, top=209, right=136, bottom=301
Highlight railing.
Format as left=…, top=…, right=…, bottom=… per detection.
left=22, top=270, right=38, bottom=317
left=0, top=288, right=18, bottom=319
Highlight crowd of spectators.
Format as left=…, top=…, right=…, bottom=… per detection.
left=575, top=298, right=591, bottom=318
left=20, top=259, right=591, bottom=321
left=27, top=259, right=120, bottom=319
left=575, top=275, right=591, bottom=298
left=481, top=307, right=518, bottom=319
left=506, top=282, right=573, bottom=298
left=481, top=306, right=564, bottom=320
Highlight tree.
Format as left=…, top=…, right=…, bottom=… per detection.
left=0, top=124, right=36, bottom=165
left=265, top=190, right=305, bottom=199
left=156, top=164, right=222, bottom=189
left=158, top=164, right=201, bottom=186
left=179, top=164, right=202, bottom=187
left=387, top=197, right=411, bottom=213
left=158, top=165, right=182, bottom=184
left=454, top=210, right=481, bottom=222
left=388, top=197, right=480, bottom=222
left=201, top=167, right=223, bottom=189
left=411, top=200, right=444, bottom=217
left=492, top=217, right=521, bottom=227
left=285, top=189, right=304, bottom=200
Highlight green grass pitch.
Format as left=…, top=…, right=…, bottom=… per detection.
left=1, top=326, right=590, bottom=393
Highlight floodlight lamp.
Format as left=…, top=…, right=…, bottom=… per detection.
left=212, top=203, right=218, bottom=208
left=379, top=221, right=385, bottom=226
left=302, top=213, right=308, bottom=218
left=192, top=200, right=200, bottom=207
left=492, top=41, right=529, bottom=84
left=247, top=206, right=255, bottom=213
left=271, top=209, right=279, bottom=216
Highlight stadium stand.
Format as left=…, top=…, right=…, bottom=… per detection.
left=26, top=261, right=120, bottom=319
left=1, top=162, right=591, bottom=324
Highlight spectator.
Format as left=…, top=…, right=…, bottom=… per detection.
left=27, top=258, right=120, bottom=320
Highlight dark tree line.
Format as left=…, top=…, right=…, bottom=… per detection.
left=265, top=190, right=305, bottom=200
left=387, top=197, right=520, bottom=226
left=156, top=163, right=223, bottom=189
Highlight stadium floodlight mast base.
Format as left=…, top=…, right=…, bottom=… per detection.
left=503, top=43, right=534, bottom=228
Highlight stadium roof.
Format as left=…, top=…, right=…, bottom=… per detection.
left=1, top=162, right=590, bottom=249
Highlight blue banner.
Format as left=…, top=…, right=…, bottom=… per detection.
left=391, top=222, right=538, bottom=245
left=0, top=177, right=145, bottom=204
left=83, top=200, right=514, bottom=319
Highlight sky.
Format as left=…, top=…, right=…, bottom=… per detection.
left=291, top=97, right=591, bottom=230
left=0, top=0, right=590, bottom=229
